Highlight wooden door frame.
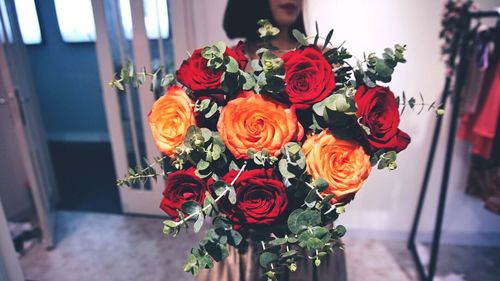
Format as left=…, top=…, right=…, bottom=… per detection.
left=0, top=0, right=56, bottom=249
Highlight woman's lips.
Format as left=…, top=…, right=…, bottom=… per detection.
left=279, top=3, right=298, bottom=14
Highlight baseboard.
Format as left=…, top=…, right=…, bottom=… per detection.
left=344, top=228, right=500, bottom=246
left=47, top=132, right=110, bottom=143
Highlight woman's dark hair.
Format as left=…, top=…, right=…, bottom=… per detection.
left=223, top=0, right=306, bottom=42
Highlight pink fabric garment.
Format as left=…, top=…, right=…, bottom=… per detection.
left=458, top=58, right=500, bottom=159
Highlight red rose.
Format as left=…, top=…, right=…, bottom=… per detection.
left=176, top=41, right=248, bottom=103
left=219, top=169, right=288, bottom=228
left=160, top=167, right=208, bottom=220
left=355, top=85, right=411, bottom=152
left=282, top=46, right=336, bottom=109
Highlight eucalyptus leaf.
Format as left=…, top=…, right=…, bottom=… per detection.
left=292, top=29, right=308, bottom=46
left=227, top=230, right=243, bottom=246
left=201, top=128, right=212, bottom=142
left=215, top=41, right=226, bottom=53
left=204, top=241, right=228, bottom=262
left=227, top=184, right=237, bottom=204
left=160, top=73, right=175, bottom=87
left=314, top=177, right=329, bottom=192
left=259, top=252, right=278, bottom=268
left=312, top=101, right=326, bottom=117
left=282, top=249, right=298, bottom=258
left=288, top=208, right=306, bottom=234
left=269, top=237, right=288, bottom=246
left=197, top=159, right=210, bottom=171
left=194, top=213, right=205, bottom=233
left=225, top=57, right=240, bottom=73
left=182, top=200, right=202, bottom=215
left=304, top=189, right=318, bottom=209
left=212, top=181, right=228, bottom=197
left=279, top=159, right=296, bottom=179
left=323, top=29, right=334, bottom=50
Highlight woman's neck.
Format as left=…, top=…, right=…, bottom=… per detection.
left=270, top=26, right=297, bottom=51
left=245, top=26, right=298, bottom=60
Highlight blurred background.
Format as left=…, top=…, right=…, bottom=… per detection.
left=0, top=0, right=499, bottom=280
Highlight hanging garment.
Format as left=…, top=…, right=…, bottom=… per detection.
left=458, top=28, right=500, bottom=160
left=459, top=26, right=490, bottom=116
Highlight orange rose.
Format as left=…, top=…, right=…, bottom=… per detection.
left=148, top=86, right=196, bottom=156
left=218, top=91, right=304, bottom=159
left=302, top=130, right=371, bottom=201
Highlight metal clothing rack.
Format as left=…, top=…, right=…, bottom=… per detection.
left=407, top=8, right=500, bottom=281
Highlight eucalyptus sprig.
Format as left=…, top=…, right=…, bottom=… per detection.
left=163, top=161, right=248, bottom=234
left=258, top=208, right=346, bottom=280
left=116, top=156, right=167, bottom=187
left=109, top=61, right=175, bottom=92
left=171, top=125, right=228, bottom=178
left=396, top=91, right=444, bottom=116
left=164, top=163, right=248, bottom=276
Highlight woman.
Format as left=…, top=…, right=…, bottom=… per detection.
left=223, top=0, right=306, bottom=60
left=196, top=1, right=347, bottom=281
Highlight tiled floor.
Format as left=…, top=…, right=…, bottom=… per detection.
left=19, top=211, right=500, bottom=281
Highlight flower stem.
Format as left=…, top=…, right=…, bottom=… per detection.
left=304, top=181, right=325, bottom=200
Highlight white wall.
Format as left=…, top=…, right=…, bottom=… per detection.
left=304, top=0, right=500, bottom=245
left=171, top=0, right=500, bottom=245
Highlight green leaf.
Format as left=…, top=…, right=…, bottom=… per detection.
left=212, top=181, right=227, bottom=197
left=163, top=220, right=177, bottom=228
left=251, top=59, right=263, bottom=72
left=332, top=225, right=347, bottom=238
left=292, top=29, right=308, bottom=46
left=227, top=230, right=243, bottom=246
left=200, top=128, right=212, bottom=142
left=247, top=148, right=257, bottom=158
left=325, top=94, right=350, bottom=112
left=304, top=189, right=318, bottom=209
left=204, top=103, right=219, bottom=118
left=194, top=213, right=205, bottom=233
left=287, top=208, right=306, bottom=234
left=287, top=143, right=301, bottom=155
left=229, top=161, right=239, bottom=171
left=213, top=217, right=229, bottom=229
left=203, top=192, right=219, bottom=216
left=113, top=80, right=124, bottom=91
left=160, top=73, right=175, bottom=87
left=183, top=254, right=198, bottom=273
left=205, top=241, right=228, bottom=262
left=296, top=209, right=321, bottom=228
left=211, top=144, right=222, bottom=161
left=197, top=254, right=213, bottom=270
left=241, top=71, right=256, bottom=90
left=221, top=72, right=240, bottom=93
left=314, top=177, right=329, bottom=192
left=314, top=21, right=319, bottom=46
left=197, top=159, right=210, bottom=171
left=384, top=151, right=397, bottom=161
left=279, top=159, right=296, bottom=179
left=269, top=237, right=288, bottom=246
left=312, top=101, right=326, bottom=117
left=305, top=237, right=324, bottom=251
left=282, top=249, right=298, bottom=258
left=408, top=97, right=416, bottom=109
left=259, top=252, right=278, bottom=268
left=227, top=184, right=237, bottom=204
left=225, top=57, right=240, bottom=73
left=215, top=41, right=226, bottom=53
left=182, top=200, right=202, bottom=215
left=323, top=29, right=334, bottom=50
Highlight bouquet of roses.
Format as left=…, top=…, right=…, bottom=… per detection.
left=112, top=20, right=430, bottom=279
